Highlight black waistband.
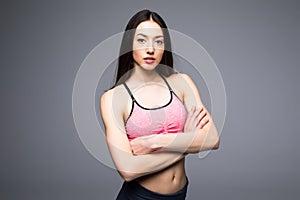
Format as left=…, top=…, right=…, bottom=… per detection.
left=125, top=177, right=189, bottom=199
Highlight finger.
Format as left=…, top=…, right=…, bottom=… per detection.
left=196, top=115, right=204, bottom=129
left=194, top=106, right=207, bottom=128
left=197, top=116, right=209, bottom=129
left=197, top=107, right=207, bottom=123
left=195, top=111, right=207, bottom=128
left=131, top=148, right=136, bottom=155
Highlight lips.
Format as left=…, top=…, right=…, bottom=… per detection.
left=144, top=57, right=156, bottom=64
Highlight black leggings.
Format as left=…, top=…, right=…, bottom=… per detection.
left=115, top=177, right=189, bottom=200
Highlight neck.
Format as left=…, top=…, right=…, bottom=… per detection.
left=130, top=64, right=161, bottom=84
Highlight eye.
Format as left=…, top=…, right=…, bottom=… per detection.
left=137, top=38, right=146, bottom=43
left=155, top=40, right=164, bottom=45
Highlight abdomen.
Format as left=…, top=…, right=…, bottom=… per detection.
left=136, top=157, right=187, bottom=194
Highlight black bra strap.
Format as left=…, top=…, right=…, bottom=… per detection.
left=123, top=82, right=135, bottom=101
left=159, top=73, right=173, bottom=91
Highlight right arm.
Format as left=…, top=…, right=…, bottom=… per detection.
left=100, top=90, right=187, bottom=182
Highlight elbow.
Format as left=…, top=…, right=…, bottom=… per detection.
left=208, top=127, right=220, bottom=150
left=123, top=176, right=134, bottom=182
left=123, top=174, right=135, bottom=182
left=212, top=136, right=220, bottom=150
left=196, top=134, right=220, bottom=152
left=118, top=171, right=136, bottom=182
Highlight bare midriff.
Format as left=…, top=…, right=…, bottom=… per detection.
left=135, top=158, right=187, bottom=194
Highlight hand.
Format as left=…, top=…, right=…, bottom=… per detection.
left=129, top=134, right=159, bottom=155
left=184, top=106, right=209, bottom=133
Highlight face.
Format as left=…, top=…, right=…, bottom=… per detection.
left=132, top=20, right=165, bottom=70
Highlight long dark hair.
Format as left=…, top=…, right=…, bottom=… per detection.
left=110, top=9, right=175, bottom=89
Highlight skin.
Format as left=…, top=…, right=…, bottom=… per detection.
left=100, top=20, right=219, bottom=195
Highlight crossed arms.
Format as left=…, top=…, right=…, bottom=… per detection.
left=100, top=73, right=219, bottom=181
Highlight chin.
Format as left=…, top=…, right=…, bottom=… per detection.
left=140, top=63, right=158, bottom=71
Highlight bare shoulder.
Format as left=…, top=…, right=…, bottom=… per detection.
left=167, top=72, right=193, bottom=83
left=100, top=86, right=115, bottom=107
left=166, top=73, right=194, bottom=92
left=100, top=84, right=127, bottom=104
left=100, top=84, right=132, bottom=124
left=167, top=72, right=204, bottom=108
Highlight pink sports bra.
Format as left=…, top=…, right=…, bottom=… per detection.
left=123, top=74, right=187, bottom=141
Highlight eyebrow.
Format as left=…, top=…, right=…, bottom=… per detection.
left=136, top=33, right=164, bottom=38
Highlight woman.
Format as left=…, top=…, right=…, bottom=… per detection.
left=100, top=9, right=220, bottom=200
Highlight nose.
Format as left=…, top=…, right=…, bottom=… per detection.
left=146, top=41, right=154, bottom=54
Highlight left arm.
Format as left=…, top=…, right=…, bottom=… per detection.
left=130, top=73, right=220, bottom=154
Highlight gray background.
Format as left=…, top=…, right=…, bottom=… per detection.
left=1, top=0, right=299, bottom=199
